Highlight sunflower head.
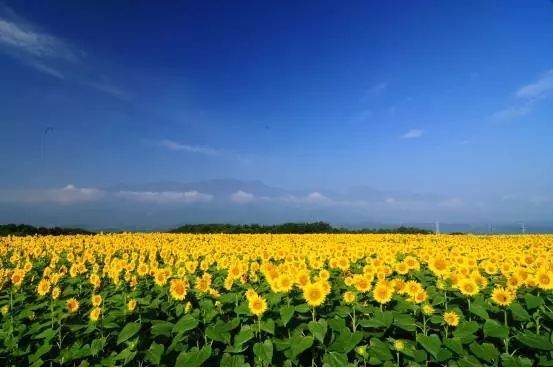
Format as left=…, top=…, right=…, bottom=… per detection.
left=248, top=295, right=268, bottom=318
left=443, top=311, right=460, bottom=327
left=67, top=298, right=80, bottom=313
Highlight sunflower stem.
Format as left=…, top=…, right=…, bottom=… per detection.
left=503, top=309, right=509, bottom=354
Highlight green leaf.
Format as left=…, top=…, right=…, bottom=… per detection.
left=393, top=313, right=417, bottom=331
left=145, top=342, right=164, bottom=365
left=253, top=340, right=273, bottom=365
left=469, top=342, right=499, bottom=363
left=501, top=353, right=533, bottom=367
left=220, top=353, right=248, bottom=367
left=457, top=355, right=481, bottom=366
left=205, top=325, right=231, bottom=344
left=444, top=337, right=464, bottom=355
left=329, top=331, right=363, bottom=354
left=260, top=319, right=275, bottom=335
left=308, top=319, right=328, bottom=343
left=28, top=342, right=52, bottom=365
left=369, top=338, right=393, bottom=361
left=483, top=319, right=509, bottom=339
left=289, top=335, right=314, bottom=358
left=173, top=315, right=199, bottom=334
left=295, top=304, right=310, bottom=313
left=524, top=294, right=544, bottom=310
left=510, top=303, right=531, bottom=321
left=151, top=321, right=175, bottom=337
left=117, top=322, right=141, bottom=345
left=328, top=317, right=346, bottom=332
left=234, top=327, right=255, bottom=348
left=416, top=335, right=441, bottom=359
left=516, top=332, right=553, bottom=350
left=453, top=321, right=479, bottom=343
left=175, top=346, right=212, bottom=366
left=434, top=348, right=453, bottom=363
left=280, top=306, right=295, bottom=327
left=360, top=310, right=393, bottom=329
left=469, top=302, right=489, bottom=320
left=322, top=352, right=350, bottom=367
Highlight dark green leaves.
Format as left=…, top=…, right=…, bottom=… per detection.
left=308, top=319, right=328, bottom=343
left=117, top=322, right=141, bottom=345
left=483, top=319, right=509, bottom=339
left=175, top=346, right=212, bottom=366
left=416, top=335, right=441, bottom=359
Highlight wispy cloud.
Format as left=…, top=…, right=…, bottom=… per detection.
left=367, top=81, right=388, bottom=96
left=0, top=6, right=127, bottom=99
left=0, top=17, right=76, bottom=61
left=230, top=190, right=255, bottom=204
left=160, top=139, right=219, bottom=156
left=400, top=129, right=424, bottom=139
left=493, top=69, right=553, bottom=121
left=516, top=69, right=553, bottom=99
left=117, top=190, right=213, bottom=204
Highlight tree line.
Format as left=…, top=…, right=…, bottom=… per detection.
left=170, top=222, right=433, bottom=234
left=1, top=222, right=433, bottom=236
left=0, top=224, right=94, bottom=236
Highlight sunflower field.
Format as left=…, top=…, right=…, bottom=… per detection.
left=0, top=233, right=552, bottom=366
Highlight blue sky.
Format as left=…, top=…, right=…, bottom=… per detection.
left=1, top=1, right=552, bottom=227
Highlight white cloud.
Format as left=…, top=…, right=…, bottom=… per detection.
left=492, top=102, right=534, bottom=120
left=0, top=18, right=76, bottom=61
left=0, top=7, right=128, bottom=99
left=493, top=69, right=553, bottom=121
left=160, top=140, right=219, bottom=156
left=367, top=82, right=388, bottom=96
left=117, top=190, right=213, bottom=204
left=230, top=190, right=255, bottom=204
left=47, top=184, right=104, bottom=204
left=283, top=192, right=330, bottom=205
left=438, top=198, right=464, bottom=209
left=516, top=69, right=553, bottom=99
left=400, top=129, right=424, bottom=139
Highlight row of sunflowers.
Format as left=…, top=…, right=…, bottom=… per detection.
left=0, top=233, right=552, bottom=366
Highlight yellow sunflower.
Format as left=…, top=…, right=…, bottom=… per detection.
left=169, top=279, right=187, bottom=301
left=67, top=298, right=80, bottom=313
left=373, top=283, right=393, bottom=304
left=443, top=311, right=460, bottom=327
left=303, top=282, right=326, bottom=307
left=248, top=295, right=268, bottom=317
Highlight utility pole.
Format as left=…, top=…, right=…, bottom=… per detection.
left=522, top=223, right=526, bottom=234
left=488, top=224, right=493, bottom=234
left=435, top=220, right=440, bottom=235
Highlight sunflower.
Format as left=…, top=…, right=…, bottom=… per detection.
left=154, top=269, right=168, bottom=286
left=354, top=276, right=372, bottom=293
left=67, top=298, right=80, bottom=313
left=89, top=307, right=101, bottom=322
left=422, top=304, right=434, bottom=315
left=303, top=282, right=326, bottom=307
left=393, top=339, right=405, bottom=351
left=170, top=279, right=187, bottom=301
left=343, top=291, right=356, bottom=304
left=443, top=311, right=460, bottom=327
left=404, top=280, right=423, bottom=297
left=373, top=283, right=393, bottom=304
left=91, top=294, right=103, bottom=307
left=277, top=274, right=293, bottom=293
left=127, top=299, right=137, bottom=312
left=37, top=279, right=51, bottom=297
left=490, top=286, right=514, bottom=306
left=11, top=269, right=24, bottom=287
left=245, top=288, right=258, bottom=301
left=536, top=270, right=553, bottom=290
left=248, top=295, right=267, bottom=317
left=412, top=290, right=428, bottom=304
left=51, top=286, right=61, bottom=300
left=458, top=278, right=480, bottom=296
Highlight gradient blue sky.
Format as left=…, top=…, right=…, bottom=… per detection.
left=1, top=1, right=552, bottom=227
